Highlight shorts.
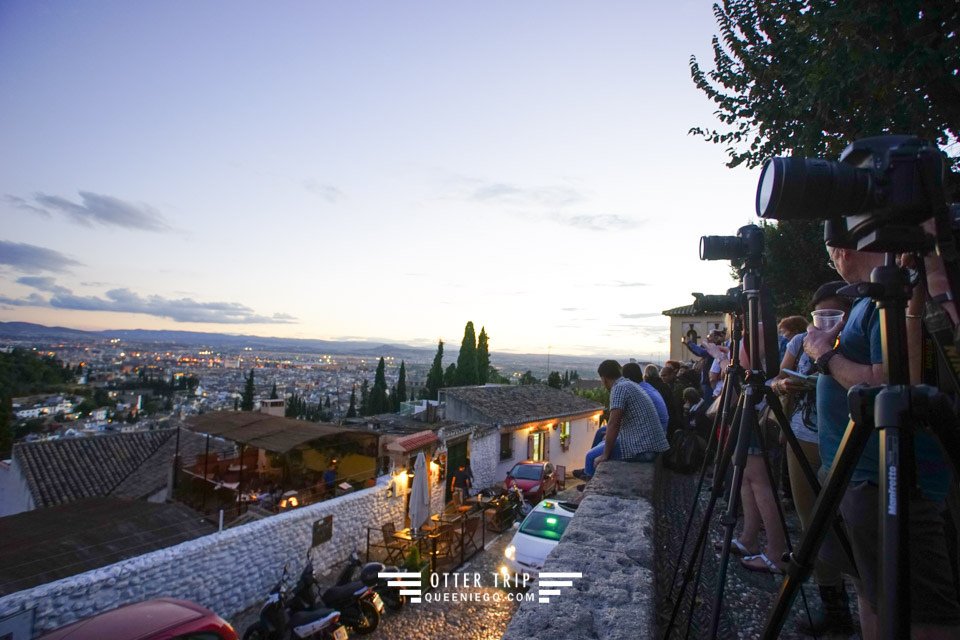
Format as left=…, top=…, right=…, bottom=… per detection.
left=840, top=481, right=960, bottom=625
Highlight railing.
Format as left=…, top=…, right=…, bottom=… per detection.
left=365, top=508, right=488, bottom=574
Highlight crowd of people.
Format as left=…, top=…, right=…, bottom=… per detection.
left=572, top=237, right=960, bottom=638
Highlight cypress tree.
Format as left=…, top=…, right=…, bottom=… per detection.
left=397, top=361, right=407, bottom=404
left=424, top=340, right=445, bottom=400
left=325, top=395, right=331, bottom=409
left=346, top=386, right=357, bottom=418
left=369, top=358, right=389, bottom=414
left=444, top=363, right=458, bottom=387
left=270, top=382, right=278, bottom=400
left=455, top=321, right=479, bottom=385
left=359, top=379, right=370, bottom=416
left=477, top=327, right=490, bottom=384
left=240, top=370, right=255, bottom=411
left=0, top=396, right=12, bottom=458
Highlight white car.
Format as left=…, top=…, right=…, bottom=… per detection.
left=501, top=499, right=576, bottom=582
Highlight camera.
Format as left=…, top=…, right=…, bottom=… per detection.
left=692, top=289, right=743, bottom=315
left=700, top=224, right=765, bottom=266
left=755, top=135, right=950, bottom=251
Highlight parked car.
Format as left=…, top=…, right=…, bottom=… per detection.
left=501, top=499, right=576, bottom=580
left=37, top=598, right=238, bottom=640
left=503, top=461, right=559, bottom=503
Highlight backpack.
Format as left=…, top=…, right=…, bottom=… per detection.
left=663, top=428, right=707, bottom=474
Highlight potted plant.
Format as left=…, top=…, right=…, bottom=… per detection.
left=403, top=546, right=431, bottom=589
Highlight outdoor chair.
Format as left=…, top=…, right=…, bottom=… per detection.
left=381, top=522, right=406, bottom=564
left=459, top=516, right=482, bottom=559
left=430, top=523, right=456, bottom=561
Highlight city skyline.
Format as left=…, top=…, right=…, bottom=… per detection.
left=1, top=2, right=757, bottom=356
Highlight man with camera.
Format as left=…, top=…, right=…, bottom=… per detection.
left=804, top=244, right=960, bottom=638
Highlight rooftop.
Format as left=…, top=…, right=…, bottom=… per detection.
left=186, top=411, right=375, bottom=454
left=440, top=384, right=602, bottom=427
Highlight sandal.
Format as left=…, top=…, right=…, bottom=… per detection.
left=713, top=538, right=757, bottom=558
left=740, top=552, right=784, bottom=574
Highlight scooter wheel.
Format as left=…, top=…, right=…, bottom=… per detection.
left=351, top=599, right=381, bottom=636
left=242, top=623, right=268, bottom=640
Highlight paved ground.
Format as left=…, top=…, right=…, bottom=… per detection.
left=654, top=464, right=862, bottom=639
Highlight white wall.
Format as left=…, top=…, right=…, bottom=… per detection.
left=0, top=459, right=34, bottom=517
left=491, top=414, right=602, bottom=485
left=467, top=429, right=498, bottom=490
left=0, top=475, right=444, bottom=638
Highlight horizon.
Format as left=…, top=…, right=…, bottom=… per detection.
left=1, top=2, right=748, bottom=356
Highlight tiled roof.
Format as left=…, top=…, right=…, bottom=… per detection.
left=13, top=428, right=234, bottom=509
left=441, top=385, right=602, bottom=427
left=0, top=497, right=215, bottom=595
left=387, top=430, right=439, bottom=453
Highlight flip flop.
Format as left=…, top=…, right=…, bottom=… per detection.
left=740, top=552, right=784, bottom=575
left=713, top=538, right=756, bottom=558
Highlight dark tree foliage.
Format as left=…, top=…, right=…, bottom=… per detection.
left=520, top=370, right=539, bottom=385
left=0, top=349, right=75, bottom=397
left=240, top=369, right=256, bottom=411
left=285, top=393, right=327, bottom=421
left=346, top=386, right=358, bottom=418
left=455, top=321, right=479, bottom=386
left=547, top=371, right=563, bottom=389
left=761, top=220, right=838, bottom=317
left=690, top=1, right=960, bottom=179
left=487, top=366, right=510, bottom=384
left=359, top=379, right=370, bottom=416
left=396, top=361, right=407, bottom=409
left=424, top=340, right=445, bottom=400
left=444, top=363, right=458, bottom=387
left=325, top=395, right=332, bottom=409
left=0, top=396, right=12, bottom=457
left=270, top=383, right=278, bottom=400
left=477, top=327, right=490, bottom=384
left=369, top=358, right=389, bottom=415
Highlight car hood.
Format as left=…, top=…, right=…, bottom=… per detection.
left=511, top=531, right=559, bottom=571
left=506, top=477, right=541, bottom=490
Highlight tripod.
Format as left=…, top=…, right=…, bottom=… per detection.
left=662, top=264, right=855, bottom=639
left=762, top=258, right=960, bottom=639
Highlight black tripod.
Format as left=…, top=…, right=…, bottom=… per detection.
left=762, top=258, right=960, bottom=639
left=662, top=264, right=854, bottom=639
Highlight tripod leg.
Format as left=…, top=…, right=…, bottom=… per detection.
left=761, top=387, right=878, bottom=639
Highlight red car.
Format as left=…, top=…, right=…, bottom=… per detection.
left=504, top=461, right=559, bottom=503
left=37, top=598, right=238, bottom=640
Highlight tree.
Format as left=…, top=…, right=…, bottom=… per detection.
left=325, top=395, right=331, bottom=409
left=689, top=1, right=960, bottom=178
left=761, top=220, right=838, bottom=317
left=359, top=379, right=370, bottom=416
left=346, top=386, right=358, bottom=418
left=396, top=361, right=407, bottom=406
left=455, top=322, right=479, bottom=385
left=270, top=383, right=278, bottom=400
left=444, top=363, right=458, bottom=387
left=547, top=371, right=563, bottom=389
left=240, top=370, right=256, bottom=411
left=424, top=340, right=445, bottom=400
left=368, top=358, right=389, bottom=415
left=477, top=327, right=490, bottom=384
left=0, top=396, right=12, bottom=457
left=520, top=370, right=539, bottom=385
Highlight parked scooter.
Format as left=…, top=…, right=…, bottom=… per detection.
left=289, top=557, right=384, bottom=635
left=334, top=550, right=406, bottom=611
left=243, top=565, right=348, bottom=640
left=507, top=484, right=533, bottom=521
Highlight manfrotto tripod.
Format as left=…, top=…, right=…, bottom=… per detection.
left=762, top=256, right=960, bottom=640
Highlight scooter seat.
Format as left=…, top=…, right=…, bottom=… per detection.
left=289, top=608, right=338, bottom=627
left=322, top=581, right=366, bottom=605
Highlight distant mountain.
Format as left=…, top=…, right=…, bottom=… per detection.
left=0, top=322, right=432, bottom=358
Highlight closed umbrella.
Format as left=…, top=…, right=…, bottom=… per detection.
left=408, top=452, right=431, bottom=534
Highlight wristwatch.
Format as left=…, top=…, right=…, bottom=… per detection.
left=815, top=348, right=840, bottom=375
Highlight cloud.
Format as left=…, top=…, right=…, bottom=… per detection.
left=467, top=182, right=585, bottom=208
left=548, top=213, right=644, bottom=232
left=15, top=276, right=70, bottom=295
left=560, top=307, right=582, bottom=312
left=612, top=281, right=651, bottom=288
left=10, top=191, right=170, bottom=231
left=620, top=312, right=664, bottom=319
left=9, top=279, right=297, bottom=325
left=0, top=241, right=82, bottom=273
left=302, top=180, right=342, bottom=203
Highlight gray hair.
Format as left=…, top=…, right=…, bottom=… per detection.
left=643, top=364, right=660, bottom=380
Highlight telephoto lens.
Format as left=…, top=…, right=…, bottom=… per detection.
left=699, top=235, right=744, bottom=261
left=756, top=156, right=872, bottom=220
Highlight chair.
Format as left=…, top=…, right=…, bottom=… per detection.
left=555, top=464, right=567, bottom=490
left=431, top=524, right=456, bottom=561
left=381, top=522, right=406, bottom=564
left=460, top=516, right=482, bottom=558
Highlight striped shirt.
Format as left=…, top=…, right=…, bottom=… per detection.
left=610, top=377, right=670, bottom=457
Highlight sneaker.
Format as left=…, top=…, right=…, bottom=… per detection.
left=572, top=469, right=589, bottom=480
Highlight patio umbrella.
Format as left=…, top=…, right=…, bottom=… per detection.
left=408, top=451, right=431, bottom=533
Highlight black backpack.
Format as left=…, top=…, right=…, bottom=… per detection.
left=663, top=428, right=707, bottom=474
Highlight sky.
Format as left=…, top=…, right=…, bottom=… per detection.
left=0, top=1, right=762, bottom=358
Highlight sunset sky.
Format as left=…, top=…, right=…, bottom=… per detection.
left=0, top=1, right=760, bottom=357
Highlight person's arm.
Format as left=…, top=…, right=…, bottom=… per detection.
left=770, top=345, right=806, bottom=394
left=684, top=341, right=709, bottom=358
left=600, top=408, right=623, bottom=462
left=803, top=324, right=885, bottom=389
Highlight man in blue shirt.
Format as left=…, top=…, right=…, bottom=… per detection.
left=804, top=244, right=959, bottom=636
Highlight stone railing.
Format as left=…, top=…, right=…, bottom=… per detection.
left=501, top=460, right=658, bottom=640
left=0, top=475, right=444, bottom=638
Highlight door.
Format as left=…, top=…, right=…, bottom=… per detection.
left=446, top=440, right=468, bottom=502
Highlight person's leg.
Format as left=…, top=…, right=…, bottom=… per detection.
left=737, top=457, right=763, bottom=554
left=583, top=443, right=604, bottom=477
left=741, top=454, right=787, bottom=571
left=591, top=426, right=607, bottom=448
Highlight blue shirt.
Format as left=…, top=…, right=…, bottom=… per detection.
left=817, top=297, right=951, bottom=502
left=638, top=381, right=669, bottom=433
left=609, top=377, right=669, bottom=457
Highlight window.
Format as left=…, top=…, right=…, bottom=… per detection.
left=500, top=433, right=513, bottom=460
left=527, top=431, right=547, bottom=461
left=559, top=421, right=571, bottom=451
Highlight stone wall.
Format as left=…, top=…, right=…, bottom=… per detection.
left=501, top=461, right=658, bottom=640
left=0, top=475, right=445, bottom=638
left=468, top=428, right=499, bottom=490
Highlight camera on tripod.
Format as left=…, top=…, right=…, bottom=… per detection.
left=755, top=135, right=951, bottom=252
left=691, top=289, right=742, bottom=315
left=700, top=224, right=765, bottom=267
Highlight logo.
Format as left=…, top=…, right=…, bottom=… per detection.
left=535, top=572, right=582, bottom=604
left=378, top=570, right=424, bottom=603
